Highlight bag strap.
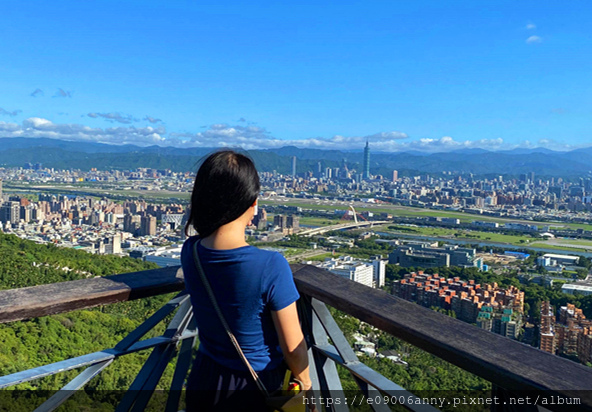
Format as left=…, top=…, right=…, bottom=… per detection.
left=192, top=240, right=270, bottom=397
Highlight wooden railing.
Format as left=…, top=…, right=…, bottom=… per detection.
left=0, top=265, right=591, bottom=411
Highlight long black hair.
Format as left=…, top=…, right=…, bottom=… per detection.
left=185, top=150, right=260, bottom=238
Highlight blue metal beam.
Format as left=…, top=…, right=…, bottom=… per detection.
left=314, top=344, right=439, bottom=412
left=32, top=359, right=113, bottom=412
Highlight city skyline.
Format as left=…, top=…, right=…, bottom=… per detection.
left=1, top=1, right=591, bottom=152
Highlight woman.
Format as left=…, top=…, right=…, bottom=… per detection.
left=181, top=150, right=311, bottom=411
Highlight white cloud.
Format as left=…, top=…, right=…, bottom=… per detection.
left=381, top=136, right=505, bottom=152
left=364, top=131, right=408, bottom=141
left=526, top=23, right=536, bottom=30
left=526, top=35, right=542, bottom=44
left=169, top=124, right=409, bottom=151
left=0, top=121, right=22, bottom=133
left=2, top=117, right=584, bottom=153
left=2, top=118, right=166, bottom=145
left=533, top=139, right=589, bottom=152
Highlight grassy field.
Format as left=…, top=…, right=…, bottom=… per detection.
left=297, top=216, right=340, bottom=227
left=385, top=224, right=537, bottom=245
left=302, top=252, right=336, bottom=261
left=6, top=182, right=191, bottom=202
left=545, top=238, right=592, bottom=247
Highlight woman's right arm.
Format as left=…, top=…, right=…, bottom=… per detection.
left=271, top=302, right=312, bottom=390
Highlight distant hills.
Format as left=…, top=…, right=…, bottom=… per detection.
left=0, top=137, right=591, bottom=178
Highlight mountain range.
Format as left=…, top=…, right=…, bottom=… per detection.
left=0, top=137, right=590, bottom=178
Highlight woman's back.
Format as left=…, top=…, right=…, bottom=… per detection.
left=182, top=150, right=311, bottom=410
left=181, top=237, right=299, bottom=372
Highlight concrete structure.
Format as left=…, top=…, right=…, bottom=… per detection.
left=539, top=301, right=592, bottom=365
left=103, top=234, right=122, bottom=254
left=562, top=283, right=592, bottom=296
left=124, top=214, right=141, bottom=234
left=371, top=257, right=386, bottom=288
left=315, top=256, right=375, bottom=288
left=144, top=246, right=183, bottom=267
left=389, top=242, right=482, bottom=270
left=0, top=201, right=20, bottom=224
left=140, top=215, right=156, bottom=236
left=538, top=253, right=580, bottom=268
left=273, top=214, right=299, bottom=234
left=252, top=208, right=268, bottom=230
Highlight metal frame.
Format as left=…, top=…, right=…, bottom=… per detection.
left=302, top=296, right=439, bottom=412
left=0, top=292, right=196, bottom=412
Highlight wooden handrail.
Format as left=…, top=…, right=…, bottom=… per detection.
left=0, top=266, right=184, bottom=324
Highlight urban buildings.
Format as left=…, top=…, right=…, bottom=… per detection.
left=537, top=253, right=580, bottom=268
left=312, top=255, right=386, bottom=288
left=562, top=282, right=592, bottom=296
left=0, top=201, right=20, bottom=225
left=389, top=242, right=483, bottom=270
left=251, top=208, right=268, bottom=230
left=140, top=215, right=157, bottom=236
left=273, top=214, right=300, bottom=234
left=392, top=271, right=524, bottom=338
left=539, top=302, right=592, bottom=365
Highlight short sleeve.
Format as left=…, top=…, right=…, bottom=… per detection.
left=263, top=253, right=300, bottom=311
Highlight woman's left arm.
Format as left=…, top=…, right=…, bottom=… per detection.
left=271, top=302, right=312, bottom=390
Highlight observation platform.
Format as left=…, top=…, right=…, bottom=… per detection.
left=0, top=265, right=591, bottom=411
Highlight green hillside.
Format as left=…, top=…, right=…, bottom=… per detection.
left=0, top=232, right=176, bottom=410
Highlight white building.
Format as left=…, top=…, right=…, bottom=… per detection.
left=371, top=257, right=386, bottom=288
left=314, top=256, right=379, bottom=288
left=562, top=283, right=592, bottom=296
left=538, top=253, right=580, bottom=268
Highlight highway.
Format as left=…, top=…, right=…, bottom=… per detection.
left=298, top=220, right=390, bottom=236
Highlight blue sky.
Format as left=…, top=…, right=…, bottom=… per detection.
left=0, top=0, right=590, bottom=152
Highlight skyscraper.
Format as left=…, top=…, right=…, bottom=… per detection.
left=0, top=201, right=20, bottom=224
left=291, top=156, right=297, bottom=178
left=363, top=140, right=370, bottom=179
left=392, top=170, right=398, bottom=182
left=140, top=215, right=157, bottom=236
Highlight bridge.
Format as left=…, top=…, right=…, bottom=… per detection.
left=0, top=266, right=591, bottom=411
left=299, top=220, right=390, bottom=237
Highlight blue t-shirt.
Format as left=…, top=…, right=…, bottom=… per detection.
left=181, top=236, right=300, bottom=372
